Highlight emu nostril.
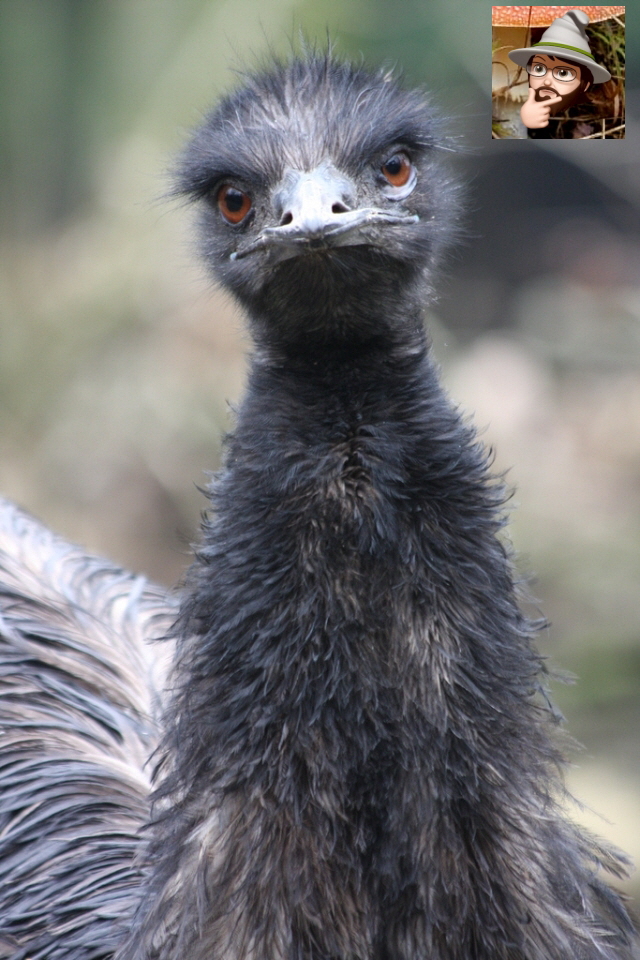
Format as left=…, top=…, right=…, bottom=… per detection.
left=280, top=212, right=293, bottom=226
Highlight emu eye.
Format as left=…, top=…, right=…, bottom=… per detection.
left=381, top=152, right=412, bottom=188
left=217, top=185, right=252, bottom=224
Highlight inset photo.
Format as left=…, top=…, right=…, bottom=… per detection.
left=492, top=6, right=625, bottom=138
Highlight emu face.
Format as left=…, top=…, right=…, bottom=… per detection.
left=176, top=57, right=458, bottom=347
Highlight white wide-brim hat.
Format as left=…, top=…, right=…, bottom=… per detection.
left=508, top=9, right=611, bottom=84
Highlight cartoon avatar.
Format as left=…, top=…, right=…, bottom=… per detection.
left=508, top=9, right=611, bottom=131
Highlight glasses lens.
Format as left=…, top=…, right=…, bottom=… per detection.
left=527, top=63, right=547, bottom=77
left=552, top=66, right=577, bottom=82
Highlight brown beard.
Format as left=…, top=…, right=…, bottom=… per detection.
left=533, top=81, right=589, bottom=113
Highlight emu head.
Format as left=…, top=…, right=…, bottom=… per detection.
left=175, top=55, right=459, bottom=350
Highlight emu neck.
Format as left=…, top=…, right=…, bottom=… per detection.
left=247, top=250, right=429, bottom=361
left=251, top=321, right=430, bottom=417
left=178, top=299, right=514, bottom=754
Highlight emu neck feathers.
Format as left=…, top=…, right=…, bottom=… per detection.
left=175, top=332, right=536, bottom=791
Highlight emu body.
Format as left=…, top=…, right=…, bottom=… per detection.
left=0, top=54, right=637, bottom=960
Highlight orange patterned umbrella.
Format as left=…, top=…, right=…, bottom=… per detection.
left=492, top=6, right=625, bottom=26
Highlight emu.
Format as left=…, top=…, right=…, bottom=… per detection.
left=0, top=54, right=637, bottom=960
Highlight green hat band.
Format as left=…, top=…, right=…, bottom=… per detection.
left=532, top=41, right=594, bottom=60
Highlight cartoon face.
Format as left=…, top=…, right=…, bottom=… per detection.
left=526, top=54, right=589, bottom=110
left=519, top=51, right=594, bottom=129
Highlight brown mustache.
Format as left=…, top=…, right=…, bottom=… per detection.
left=534, top=86, right=561, bottom=101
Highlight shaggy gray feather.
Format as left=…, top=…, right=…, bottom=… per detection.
left=0, top=499, right=175, bottom=959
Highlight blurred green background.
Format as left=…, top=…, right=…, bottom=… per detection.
left=1, top=0, right=638, bottom=898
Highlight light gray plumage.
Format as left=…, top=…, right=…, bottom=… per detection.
left=0, top=498, right=174, bottom=959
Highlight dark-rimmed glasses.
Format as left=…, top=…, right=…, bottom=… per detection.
left=526, top=63, right=578, bottom=82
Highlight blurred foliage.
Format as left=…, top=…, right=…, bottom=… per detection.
left=588, top=13, right=626, bottom=123
left=0, top=0, right=638, bottom=895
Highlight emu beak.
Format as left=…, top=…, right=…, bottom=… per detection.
left=230, top=160, right=418, bottom=261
